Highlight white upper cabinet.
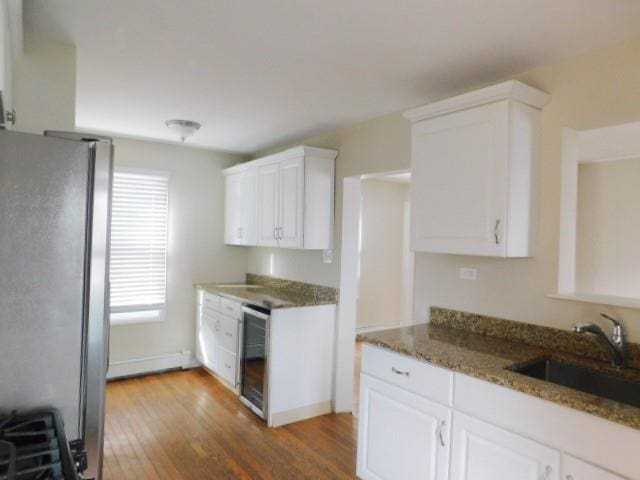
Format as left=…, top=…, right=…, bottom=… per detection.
left=404, top=80, right=550, bottom=257
left=257, top=161, right=280, bottom=247
left=241, top=167, right=258, bottom=245
left=224, top=168, right=258, bottom=246
left=224, top=172, right=244, bottom=245
left=224, top=146, right=337, bottom=250
left=278, top=156, right=304, bottom=248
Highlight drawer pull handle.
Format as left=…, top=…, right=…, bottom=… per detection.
left=565, top=476, right=573, bottom=480
left=225, top=363, right=231, bottom=369
left=437, top=420, right=446, bottom=447
left=225, top=332, right=233, bottom=337
left=391, top=367, right=410, bottom=377
left=542, top=466, right=552, bottom=480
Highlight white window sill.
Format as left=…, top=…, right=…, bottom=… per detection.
left=547, top=292, right=640, bottom=310
left=110, top=308, right=166, bottom=326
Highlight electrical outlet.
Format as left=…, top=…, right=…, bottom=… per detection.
left=459, top=267, right=478, bottom=281
left=322, top=249, right=333, bottom=264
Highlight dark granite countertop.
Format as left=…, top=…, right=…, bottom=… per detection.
left=358, top=308, right=640, bottom=431
left=195, top=274, right=338, bottom=310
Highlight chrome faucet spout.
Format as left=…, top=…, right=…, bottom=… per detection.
left=572, top=315, right=626, bottom=368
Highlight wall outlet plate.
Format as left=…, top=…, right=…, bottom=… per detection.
left=322, top=249, right=333, bottom=264
left=459, top=267, right=478, bottom=281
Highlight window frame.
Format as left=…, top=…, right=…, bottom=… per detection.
left=108, top=166, right=171, bottom=326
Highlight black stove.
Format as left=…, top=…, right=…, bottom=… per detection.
left=0, top=410, right=81, bottom=480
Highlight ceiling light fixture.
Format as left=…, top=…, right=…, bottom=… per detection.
left=165, top=119, right=201, bottom=143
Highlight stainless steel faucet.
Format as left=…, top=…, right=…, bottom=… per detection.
left=572, top=314, right=626, bottom=368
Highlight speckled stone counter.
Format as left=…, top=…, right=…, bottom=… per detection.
left=358, top=307, right=640, bottom=431
left=195, top=273, right=338, bottom=310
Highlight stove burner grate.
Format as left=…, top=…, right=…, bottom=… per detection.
left=0, top=410, right=78, bottom=480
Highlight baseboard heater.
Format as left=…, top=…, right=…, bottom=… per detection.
left=107, top=351, right=196, bottom=380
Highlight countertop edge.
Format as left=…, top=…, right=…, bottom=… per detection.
left=195, top=283, right=337, bottom=309
left=359, top=334, right=640, bottom=432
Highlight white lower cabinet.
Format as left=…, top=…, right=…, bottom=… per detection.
left=195, top=290, right=241, bottom=390
left=217, top=347, right=237, bottom=386
left=357, top=347, right=636, bottom=480
left=196, top=307, right=219, bottom=372
left=449, top=412, right=559, bottom=480
left=562, top=455, right=626, bottom=480
left=357, top=373, right=451, bottom=480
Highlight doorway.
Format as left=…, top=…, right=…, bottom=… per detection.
left=335, top=169, right=414, bottom=415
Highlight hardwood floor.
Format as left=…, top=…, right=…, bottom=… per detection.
left=103, top=368, right=358, bottom=479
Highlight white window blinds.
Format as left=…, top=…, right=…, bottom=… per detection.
left=109, top=168, right=169, bottom=323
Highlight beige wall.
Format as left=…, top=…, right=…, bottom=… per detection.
left=109, top=137, right=248, bottom=361
left=13, top=34, right=76, bottom=134
left=248, top=37, right=640, bottom=341
left=357, top=179, right=408, bottom=329
left=576, top=158, right=640, bottom=299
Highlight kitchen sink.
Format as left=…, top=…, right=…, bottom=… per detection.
left=511, top=359, right=640, bottom=408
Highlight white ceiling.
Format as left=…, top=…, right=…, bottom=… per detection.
left=25, top=0, right=640, bottom=154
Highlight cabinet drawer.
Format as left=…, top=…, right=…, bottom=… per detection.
left=218, top=347, right=237, bottom=386
left=219, top=315, right=239, bottom=354
left=220, top=297, right=242, bottom=320
left=562, top=455, right=626, bottom=480
left=200, top=306, right=218, bottom=325
left=203, top=292, right=220, bottom=312
left=361, top=344, right=453, bottom=406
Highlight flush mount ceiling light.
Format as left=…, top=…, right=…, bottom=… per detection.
left=165, top=119, right=201, bottom=143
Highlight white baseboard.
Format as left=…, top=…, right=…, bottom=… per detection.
left=269, top=400, right=332, bottom=428
left=356, top=323, right=404, bottom=334
left=107, top=351, right=196, bottom=380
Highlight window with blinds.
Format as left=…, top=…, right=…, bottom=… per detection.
left=109, top=168, right=170, bottom=325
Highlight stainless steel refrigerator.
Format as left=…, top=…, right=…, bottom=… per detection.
left=0, top=129, right=113, bottom=480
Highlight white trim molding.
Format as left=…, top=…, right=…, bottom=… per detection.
left=403, top=80, right=551, bottom=123
left=223, top=145, right=338, bottom=176
left=107, top=351, right=196, bottom=379
left=552, top=123, right=640, bottom=309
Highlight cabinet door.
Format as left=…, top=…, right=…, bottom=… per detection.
left=218, top=347, right=237, bottom=387
left=224, top=172, right=244, bottom=245
left=257, top=162, right=280, bottom=247
left=450, top=412, right=559, bottom=480
left=410, top=101, right=509, bottom=256
left=197, top=309, right=219, bottom=373
left=562, top=455, right=626, bottom=480
left=278, top=156, right=304, bottom=249
left=241, top=167, right=259, bottom=245
left=357, top=373, right=451, bottom=480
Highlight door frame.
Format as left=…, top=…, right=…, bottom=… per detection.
left=334, top=169, right=412, bottom=413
